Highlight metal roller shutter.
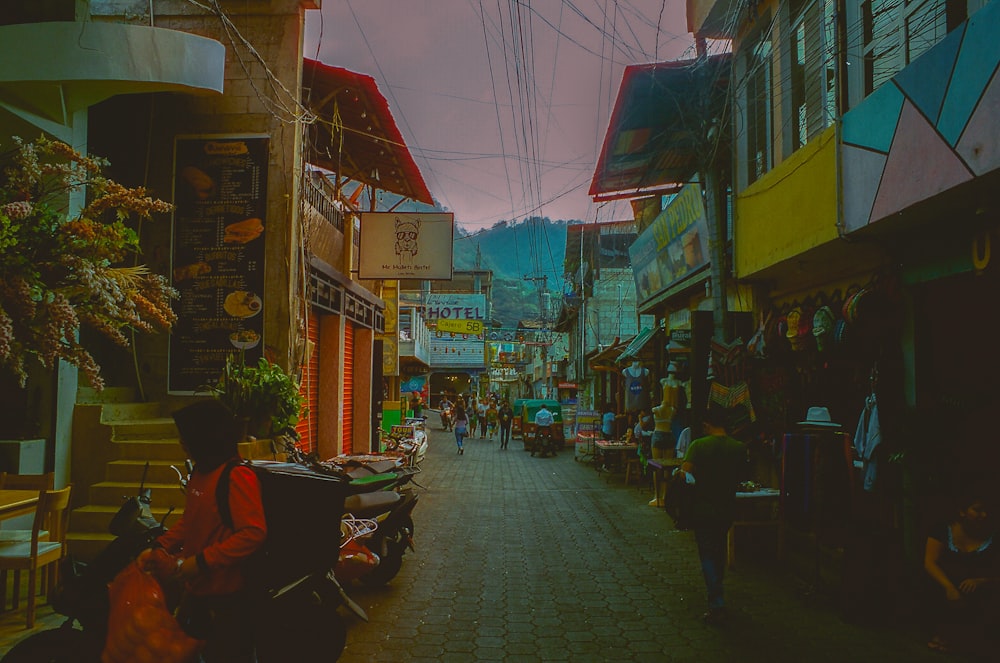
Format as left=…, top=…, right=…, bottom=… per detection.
left=295, top=311, right=320, bottom=453
left=342, top=320, right=354, bottom=454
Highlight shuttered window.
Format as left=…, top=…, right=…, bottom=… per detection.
left=342, top=321, right=355, bottom=454
left=296, top=311, right=320, bottom=453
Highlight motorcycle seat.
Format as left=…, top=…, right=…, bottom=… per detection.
left=344, top=491, right=401, bottom=516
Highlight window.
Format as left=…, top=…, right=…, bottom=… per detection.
left=741, top=29, right=774, bottom=186
left=851, top=0, right=967, bottom=103
left=785, top=0, right=838, bottom=153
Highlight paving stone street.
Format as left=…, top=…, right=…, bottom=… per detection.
left=337, top=420, right=960, bottom=662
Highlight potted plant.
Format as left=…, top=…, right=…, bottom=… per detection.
left=208, top=354, right=305, bottom=440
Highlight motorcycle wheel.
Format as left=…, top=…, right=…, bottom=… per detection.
left=359, top=516, right=413, bottom=586
left=1, top=627, right=97, bottom=663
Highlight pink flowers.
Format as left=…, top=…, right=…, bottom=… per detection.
left=0, top=137, right=176, bottom=389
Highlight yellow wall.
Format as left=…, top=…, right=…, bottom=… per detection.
left=734, top=125, right=839, bottom=278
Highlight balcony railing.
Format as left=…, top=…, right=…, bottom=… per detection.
left=304, top=172, right=344, bottom=232
left=398, top=307, right=430, bottom=366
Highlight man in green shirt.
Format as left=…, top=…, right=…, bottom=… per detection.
left=680, top=406, right=747, bottom=624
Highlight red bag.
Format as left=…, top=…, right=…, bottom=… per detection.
left=102, top=562, right=203, bottom=663
left=335, top=538, right=379, bottom=582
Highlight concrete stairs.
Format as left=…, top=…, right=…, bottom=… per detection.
left=68, top=388, right=282, bottom=561
left=68, top=387, right=189, bottom=561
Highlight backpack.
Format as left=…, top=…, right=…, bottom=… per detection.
left=216, top=459, right=349, bottom=595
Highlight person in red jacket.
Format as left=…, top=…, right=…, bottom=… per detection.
left=139, top=399, right=266, bottom=662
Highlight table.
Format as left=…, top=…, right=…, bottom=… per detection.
left=729, top=488, right=782, bottom=568
left=593, top=440, right=637, bottom=476
left=0, top=490, right=40, bottom=521
left=646, top=457, right=683, bottom=507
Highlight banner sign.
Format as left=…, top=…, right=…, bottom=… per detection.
left=437, top=318, right=484, bottom=335
left=169, top=135, right=268, bottom=394
left=379, top=282, right=399, bottom=376
left=628, top=183, right=710, bottom=303
left=359, top=212, right=454, bottom=279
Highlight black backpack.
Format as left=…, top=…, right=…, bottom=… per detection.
left=216, top=459, right=350, bottom=595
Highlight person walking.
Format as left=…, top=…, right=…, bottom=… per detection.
left=486, top=401, right=499, bottom=440
left=498, top=399, right=514, bottom=450
left=477, top=400, right=488, bottom=439
left=677, top=406, right=747, bottom=624
left=453, top=404, right=469, bottom=455
left=468, top=397, right=479, bottom=436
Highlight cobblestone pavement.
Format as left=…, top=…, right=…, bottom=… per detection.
left=337, top=421, right=962, bottom=663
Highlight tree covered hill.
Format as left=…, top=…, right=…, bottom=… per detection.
left=454, top=218, right=570, bottom=328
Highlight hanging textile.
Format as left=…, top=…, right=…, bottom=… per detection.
left=854, top=395, right=881, bottom=492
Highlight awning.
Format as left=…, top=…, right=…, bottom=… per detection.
left=589, top=55, right=731, bottom=202
left=302, top=58, right=432, bottom=205
left=616, top=326, right=659, bottom=364
left=588, top=339, right=630, bottom=372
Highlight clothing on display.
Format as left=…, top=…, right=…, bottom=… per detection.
left=622, top=362, right=651, bottom=411
left=854, top=395, right=881, bottom=492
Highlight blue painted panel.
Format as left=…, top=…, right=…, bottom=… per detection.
left=894, top=25, right=964, bottom=126
left=938, top=0, right=1000, bottom=146
left=842, top=83, right=904, bottom=153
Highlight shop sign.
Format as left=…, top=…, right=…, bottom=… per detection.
left=437, top=318, right=484, bottom=334
left=628, top=183, right=710, bottom=303
left=169, top=135, right=268, bottom=394
left=359, top=212, right=455, bottom=279
left=558, top=382, right=577, bottom=389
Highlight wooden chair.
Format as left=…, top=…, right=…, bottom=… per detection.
left=0, top=485, right=72, bottom=627
left=0, top=473, right=55, bottom=542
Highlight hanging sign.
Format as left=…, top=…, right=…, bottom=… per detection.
left=359, top=212, right=454, bottom=279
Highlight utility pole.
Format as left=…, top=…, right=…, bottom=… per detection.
left=523, top=275, right=549, bottom=397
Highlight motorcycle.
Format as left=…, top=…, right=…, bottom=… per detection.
left=0, top=463, right=169, bottom=662
left=531, top=425, right=558, bottom=458
left=326, top=455, right=419, bottom=586
left=439, top=405, right=453, bottom=431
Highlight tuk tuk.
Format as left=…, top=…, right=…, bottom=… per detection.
left=520, top=399, right=564, bottom=451
left=510, top=398, right=529, bottom=438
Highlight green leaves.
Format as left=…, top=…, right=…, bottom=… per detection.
left=210, top=355, right=305, bottom=439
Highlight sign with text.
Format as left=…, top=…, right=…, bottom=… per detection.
left=628, top=183, right=710, bottom=303
left=437, top=318, right=484, bottom=335
left=169, top=135, right=268, bottom=394
left=359, top=212, right=454, bottom=279
left=424, top=294, right=486, bottom=367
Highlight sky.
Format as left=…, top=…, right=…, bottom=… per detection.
left=304, top=1, right=696, bottom=232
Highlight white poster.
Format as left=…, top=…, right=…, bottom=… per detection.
left=423, top=294, right=486, bottom=367
left=359, top=212, right=454, bottom=279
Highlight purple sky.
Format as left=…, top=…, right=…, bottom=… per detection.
left=304, top=1, right=694, bottom=231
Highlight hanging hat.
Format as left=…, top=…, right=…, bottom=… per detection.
left=812, top=306, right=835, bottom=351
left=797, top=406, right=841, bottom=428
left=666, top=362, right=678, bottom=374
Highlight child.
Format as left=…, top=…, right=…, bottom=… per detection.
left=486, top=402, right=499, bottom=440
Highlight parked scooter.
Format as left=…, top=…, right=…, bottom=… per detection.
left=0, top=464, right=169, bottom=662
left=327, top=455, right=419, bottom=586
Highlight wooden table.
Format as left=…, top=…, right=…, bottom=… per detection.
left=0, top=490, right=40, bottom=521
left=729, top=488, right=782, bottom=568
left=593, top=441, right=637, bottom=476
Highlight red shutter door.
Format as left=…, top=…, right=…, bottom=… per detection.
left=295, top=311, right=320, bottom=454
left=342, top=321, right=355, bottom=454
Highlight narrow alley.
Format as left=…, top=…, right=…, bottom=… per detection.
left=337, top=423, right=958, bottom=662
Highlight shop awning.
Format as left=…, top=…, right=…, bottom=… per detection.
left=588, top=339, right=630, bottom=372
left=616, top=326, right=658, bottom=364
left=302, top=58, right=433, bottom=205
left=589, top=55, right=730, bottom=202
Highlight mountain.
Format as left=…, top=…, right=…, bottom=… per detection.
left=454, top=218, right=570, bottom=328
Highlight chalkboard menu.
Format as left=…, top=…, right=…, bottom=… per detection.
left=168, top=136, right=268, bottom=394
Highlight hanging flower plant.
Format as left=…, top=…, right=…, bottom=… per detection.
left=0, top=136, right=178, bottom=389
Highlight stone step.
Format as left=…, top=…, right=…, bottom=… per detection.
left=76, top=386, right=136, bottom=404
left=115, top=439, right=186, bottom=460
left=109, top=417, right=178, bottom=441
left=99, top=402, right=164, bottom=423
left=88, top=481, right=186, bottom=507
left=105, top=459, right=189, bottom=484
left=66, top=532, right=115, bottom=562
left=70, top=503, right=184, bottom=534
